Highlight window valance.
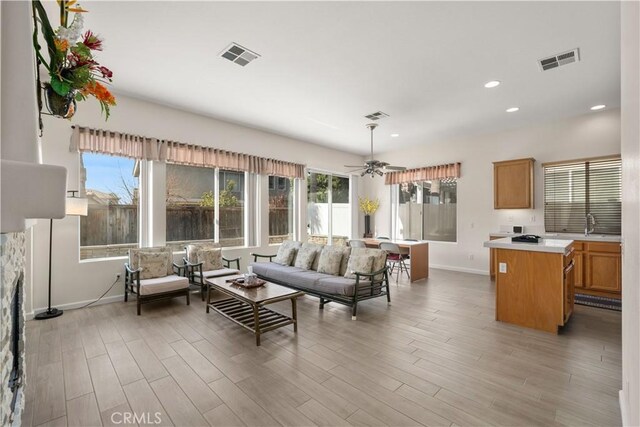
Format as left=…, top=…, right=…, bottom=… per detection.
left=70, top=126, right=306, bottom=179
left=384, top=162, right=461, bottom=185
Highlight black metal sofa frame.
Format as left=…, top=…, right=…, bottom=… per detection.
left=251, top=253, right=391, bottom=320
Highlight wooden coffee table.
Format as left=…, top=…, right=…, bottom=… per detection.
left=205, top=275, right=304, bottom=346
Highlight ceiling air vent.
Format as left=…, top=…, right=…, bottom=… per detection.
left=364, top=111, right=390, bottom=121
left=538, top=48, right=580, bottom=71
left=220, top=43, right=260, bottom=67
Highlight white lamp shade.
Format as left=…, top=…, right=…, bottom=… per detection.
left=66, top=197, right=88, bottom=216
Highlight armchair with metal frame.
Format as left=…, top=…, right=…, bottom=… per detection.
left=183, top=243, right=241, bottom=300
left=124, top=247, right=190, bottom=315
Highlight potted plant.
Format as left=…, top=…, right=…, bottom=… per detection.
left=32, top=0, right=115, bottom=120
left=358, top=197, right=380, bottom=238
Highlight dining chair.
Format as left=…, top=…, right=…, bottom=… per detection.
left=378, top=242, right=410, bottom=282
left=377, top=236, right=390, bottom=240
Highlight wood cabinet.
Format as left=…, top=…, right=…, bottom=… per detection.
left=489, top=236, right=501, bottom=279
left=563, top=258, right=575, bottom=323
left=489, top=237, right=621, bottom=298
left=494, top=246, right=573, bottom=334
left=493, top=158, right=535, bottom=209
left=574, top=241, right=621, bottom=296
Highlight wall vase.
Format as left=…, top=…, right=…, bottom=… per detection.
left=364, top=214, right=372, bottom=238
left=43, top=83, right=77, bottom=119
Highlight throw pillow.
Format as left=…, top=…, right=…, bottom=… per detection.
left=138, top=252, right=170, bottom=280
left=350, top=248, right=388, bottom=281
left=317, top=248, right=343, bottom=276
left=294, top=244, right=318, bottom=270
left=274, top=246, right=296, bottom=266
left=197, top=248, right=223, bottom=271
left=338, top=246, right=352, bottom=276
left=344, top=255, right=375, bottom=279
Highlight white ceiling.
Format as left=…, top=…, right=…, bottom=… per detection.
left=72, top=1, right=620, bottom=155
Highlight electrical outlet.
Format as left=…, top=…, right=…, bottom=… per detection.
left=470, top=222, right=475, bottom=229
left=508, top=216, right=514, bottom=223
left=468, top=254, right=474, bottom=260
left=499, top=262, right=507, bottom=273
left=115, top=273, right=121, bottom=281
left=530, top=215, right=536, bottom=223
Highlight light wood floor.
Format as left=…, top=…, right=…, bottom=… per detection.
left=23, top=269, right=622, bottom=427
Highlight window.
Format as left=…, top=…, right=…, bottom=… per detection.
left=218, top=170, right=245, bottom=247
left=165, top=165, right=246, bottom=251
left=80, top=153, right=139, bottom=259
left=544, top=158, right=621, bottom=234
left=307, top=171, right=351, bottom=246
left=268, top=176, right=295, bottom=244
left=394, top=179, right=457, bottom=242
left=397, top=182, right=422, bottom=240
left=165, top=164, right=215, bottom=252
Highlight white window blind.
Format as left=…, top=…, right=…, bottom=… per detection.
left=544, top=158, right=621, bottom=234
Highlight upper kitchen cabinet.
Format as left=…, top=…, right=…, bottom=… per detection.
left=493, top=158, right=535, bottom=209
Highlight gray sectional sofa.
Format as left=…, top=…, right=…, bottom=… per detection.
left=251, top=240, right=390, bottom=319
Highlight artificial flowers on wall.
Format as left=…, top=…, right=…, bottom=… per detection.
left=32, top=0, right=116, bottom=127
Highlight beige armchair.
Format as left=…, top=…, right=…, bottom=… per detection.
left=184, top=243, right=241, bottom=300
left=125, top=247, right=190, bottom=315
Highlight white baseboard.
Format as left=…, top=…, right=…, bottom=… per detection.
left=619, top=389, right=629, bottom=427
left=429, top=264, right=490, bottom=276
left=26, top=294, right=124, bottom=320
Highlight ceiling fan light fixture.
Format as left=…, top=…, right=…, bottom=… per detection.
left=345, top=122, right=405, bottom=177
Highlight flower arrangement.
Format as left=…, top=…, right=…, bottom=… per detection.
left=358, top=197, right=380, bottom=215
left=32, top=0, right=115, bottom=119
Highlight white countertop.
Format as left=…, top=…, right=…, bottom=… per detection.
left=489, top=232, right=621, bottom=243
left=484, top=237, right=574, bottom=254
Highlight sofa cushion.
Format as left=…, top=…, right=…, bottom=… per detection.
left=250, top=262, right=271, bottom=278
left=139, top=275, right=188, bottom=296
left=350, top=248, right=387, bottom=280
left=344, top=255, right=375, bottom=279
left=286, top=270, right=330, bottom=290
left=138, top=251, right=171, bottom=279
left=197, top=248, right=223, bottom=271
left=317, top=247, right=343, bottom=275
left=316, top=276, right=372, bottom=297
left=202, top=268, right=240, bottom=278
left=294, top=243, right=319, bottom=269
left=261, top=264, right=306, bottom=283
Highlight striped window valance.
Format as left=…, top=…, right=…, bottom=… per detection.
left=384, top=162, right=461, bottom=185
left=70, top=126, right=306, bottom=179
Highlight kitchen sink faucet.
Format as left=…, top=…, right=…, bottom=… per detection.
left=585, top=213, right=596, bottom=236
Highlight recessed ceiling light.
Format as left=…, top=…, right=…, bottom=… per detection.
left=590, top=104, right=606, bottom=111
left=506, top=107, right=520, bottom=113
left=484, top=80, right=501, bottom=88
left=391, top=133, right=399, bottom=138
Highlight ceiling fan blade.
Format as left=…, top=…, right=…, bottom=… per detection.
left=344, top=165, right=366, bottom=168
left=383, top=166, right=406, bottom=171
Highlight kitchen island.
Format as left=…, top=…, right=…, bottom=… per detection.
left=483, top=237, right=575, bottom=333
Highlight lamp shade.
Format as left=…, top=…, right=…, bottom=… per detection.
left=66, top=196, right=88, bottom=216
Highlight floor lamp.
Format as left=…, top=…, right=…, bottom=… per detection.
left=35, top=191, right=88, bottom=320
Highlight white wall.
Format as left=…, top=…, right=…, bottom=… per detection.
left=365, top=109, right=621, bottom=274
left=30, top=94, right=364, bottom=315
left=620, top=2, right=640, bottom=425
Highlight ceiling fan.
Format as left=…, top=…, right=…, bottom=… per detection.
left=345, top=123, right=406, bottom=177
